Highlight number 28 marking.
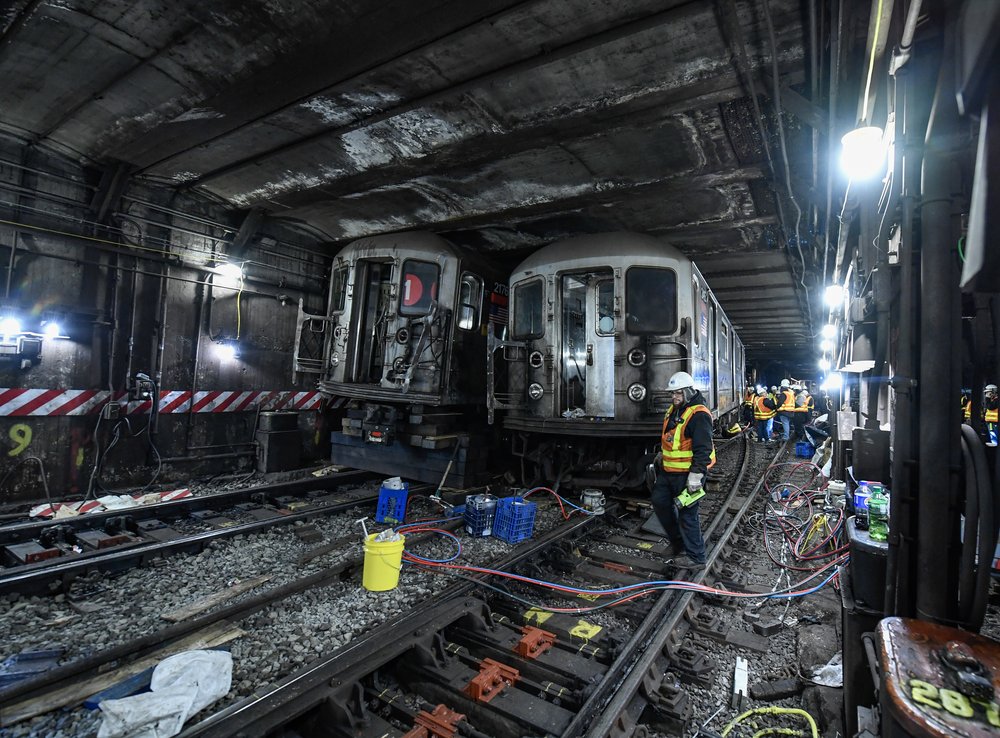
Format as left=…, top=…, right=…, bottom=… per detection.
left=910, top=679, right=999, bottom=726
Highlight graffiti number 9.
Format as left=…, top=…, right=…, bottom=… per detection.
left=8, top=423, right=32, bottom=457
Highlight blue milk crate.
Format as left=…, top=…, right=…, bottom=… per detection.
left=493, top=497, right=537, bottom=544
left=464, top=494, right=497, bottom=537
left=795, top=441, right=815, bottom=458
left=375, top=483, right=409, bottom=524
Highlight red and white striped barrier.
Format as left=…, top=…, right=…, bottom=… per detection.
left=0, top=389, right=324, bottom=417
left=29, top=488, right=193, bottom=519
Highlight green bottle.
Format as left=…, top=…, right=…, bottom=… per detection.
left=868, top=488, right=889, bottom=542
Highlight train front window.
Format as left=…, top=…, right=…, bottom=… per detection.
left=330, top=265, right=348, bottom=313
left=596, top=279, right=614, bottom=335
left=400, top=260, right=439, bottom=316
left=512, top=278, right=544, bottom=339
left=458, top=273, right=483, bottom=331
left=625, top=267, right=677, bottom=334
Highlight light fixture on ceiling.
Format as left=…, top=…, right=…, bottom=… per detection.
left=840, top=126, right=886, bottom=181
left=211, top=262, right=244, bottom=290
left=824, top=284, right=848, bottom=309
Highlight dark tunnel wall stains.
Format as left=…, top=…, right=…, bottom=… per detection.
left=0, top=135, right=330, bottom=504
left=0, top=0, right=817, bottom=369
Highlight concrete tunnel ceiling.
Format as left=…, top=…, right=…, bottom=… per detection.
left=0, top=0, right=826, bottom=373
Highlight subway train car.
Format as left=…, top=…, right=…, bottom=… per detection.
left=294, top=232, right=507, bottom=485
left=488, top=232, right=745, bottom=490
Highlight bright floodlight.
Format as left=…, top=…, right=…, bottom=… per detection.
left=822, top=372, right=843, bottom=391
left=824, top=285, right=847, bottom=309
left=216, top=342, right=239, bottom=361
left=820, top=339, right=834, bottom=353
left=821, top=324, right=837, bottom=340
left=43, top=322, right=62, bottom=338
left=0, top=317, right=21, bottom=336
left=840, top=126, right=885, bottom=180
left=818, top=357, right=831, bottom=371
left=212, top=262, right=244, bottom=290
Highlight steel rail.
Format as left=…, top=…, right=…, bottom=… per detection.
left=578, top=440, right=789, bottom=738
left=0, top=476, right=379, bottom=596
left=0, top=470, right=371, bottom=545
left=0, top=514, right=455, bottom=710
left=178, top=512, right=599, bottom=737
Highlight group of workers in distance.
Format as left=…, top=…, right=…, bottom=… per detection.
left=963, top=384, right=999, bottom=446
left=744, top=378, right=815, bottom=444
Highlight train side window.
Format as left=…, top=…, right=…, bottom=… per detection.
left=596, top=279, right=614, bottom=335
left=625, top=267, right=677, bottom=334
left=458, top=273, right=484, bottom=331
left=330, top=265, right=349, bottom=313
left=720, top=322, right=729, bottom=360
left=400, top=260, right=439, bottom=316
left=512, top=278, right=544, bottom=339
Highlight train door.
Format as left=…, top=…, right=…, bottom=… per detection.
left=348, top=259, right=394, bottom=384
left=560, top=271, right=614, bottom=417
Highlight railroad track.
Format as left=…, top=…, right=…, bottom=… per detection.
left=2, top=435, right=788, bottom=737
left=0, top=470, right=375, bottom=596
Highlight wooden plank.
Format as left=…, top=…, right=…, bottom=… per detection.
left=161, top=575, right=272, bottom=623
left=0, top=623, right=244, bottom=726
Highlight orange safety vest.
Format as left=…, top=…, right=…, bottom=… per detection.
left=743, top=389, right=754, bottom=407
left=778, top=389, right=796, bottom=412
left=964, top=401, right=972, bottom=421
left=753, top=396, right=775, bottom=420
left=661, top=405, right=717, bottom=473
left=987, top=407, right=999, bottom=424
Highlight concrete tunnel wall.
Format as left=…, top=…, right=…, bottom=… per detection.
left=0, top=133, right=332, bottom=505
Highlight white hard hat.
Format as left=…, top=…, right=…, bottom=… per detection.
left=770, top=385, right=777, bottom=392
left=986, top=384, right=998, bottom=394
left=780, top=379, right=790, bottom=388
left=667, top=371, right=695, bottom=391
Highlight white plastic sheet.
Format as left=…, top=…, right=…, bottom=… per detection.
left=98, top=650, right=233, bottom=738
left=810, top=651, right=843, bottom=687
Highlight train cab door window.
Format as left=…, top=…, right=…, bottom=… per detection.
left=512, top=278, right=544, bottom=339
left=625, top=268, right=677, bottom=334
left=350, top=260, right=394, bottom=383
left=399, top=260, right=439, bottom=316
left=330, top=264, right=349, bottom=313
left=458, top=273, right=484, bottom=331
left=560, top=271, right=614, bottom=418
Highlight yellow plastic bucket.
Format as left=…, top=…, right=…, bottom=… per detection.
left=362, top=532, right=406, bottom=591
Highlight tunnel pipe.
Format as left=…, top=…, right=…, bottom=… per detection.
left=885, top=63, right=921, bottom=617
left=959, top=424, right=995, bottom=630
left=916, top=13, right=962, bottom=625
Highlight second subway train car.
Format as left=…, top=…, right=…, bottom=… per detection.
left=489, top=232, right=745, bottom=490
left=293, top=231, right=507, bottom=486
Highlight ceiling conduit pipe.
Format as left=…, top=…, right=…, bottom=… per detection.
left=916, top=10, right=963, bottom=625
left=889, top=0, right=924, bottom=74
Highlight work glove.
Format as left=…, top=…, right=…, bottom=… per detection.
left=686, top=472, right=704, bottom=492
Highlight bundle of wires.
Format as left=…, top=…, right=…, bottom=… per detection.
left=391, top=482, right=842, bottom=615
left=756, top=459, right=848, bottom=618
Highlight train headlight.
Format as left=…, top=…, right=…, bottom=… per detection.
left=527, top=383, right=544, bottom=401
left=528, top=351, right=544, bottom=368
left=330, top=354, right=340, bottom=366
left=627, top=348, right=646, bottom=367
left=627, top=383, right=647, bottom=402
